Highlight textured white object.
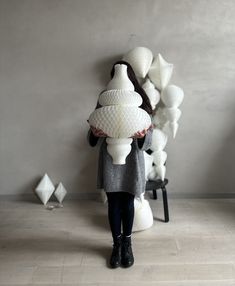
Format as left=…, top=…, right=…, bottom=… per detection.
left=35, top=173, right=55, bottom=205
left=89, top=64, right=152, bottom=164
left=161, top=85, right=184, bottom=108
left=155, top=164, right=166, bottom=181
left=148, top=54, right=173, bottom=90
left=163, top=107, right=182, bottom=138
left=89, top=106, right=151, bottom=138
left=142, top=79, right=160, bottom=110
left=54, top=182, right=67, bottom=203
left=123, top=47, right=153, bottom=78
left=150, top=128, right=168, bottom=152
left=152, top=150, right=167, bottom=165
left=133, top=195, right=153, bottom=232
left=99, top=89, right=142, bottom=106
left=107, top=64, right=134, bottom=90
left=106, top=138, right=133, bottom=165
left=144, top=151, right=154, bottom=180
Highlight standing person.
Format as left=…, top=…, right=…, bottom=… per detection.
left=87, top=60, right=153, bottom=268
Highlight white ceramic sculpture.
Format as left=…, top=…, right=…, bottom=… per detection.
left=132, top=194, right=153, bottom=232
left=149, top=129, right=168, bottom=181
left=54, top=182, right=67, bottom=204
left=142, top=79, right=160, bottom=110
left=161, top=85, right=184, bottom=138
left=123, top=47, right=153, bottom=78
left=148, top=54, right=173, bottom=90
left=88, top=64, right=152, bottom=164
left=35, top=173, right=55, bottom=205
left=161, top=85, right=184, bottom=108
left=143, top=151, right=154, bottom=181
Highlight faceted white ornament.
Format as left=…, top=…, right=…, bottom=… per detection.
left=35, top=173, right=55, bottom=205
left=148, top=54, right=173, bottom=90
left=133, top=194, right=153, bottom=232
left=54, top=182, right=67, bottom=204
left=123, top=46, right=153, bottom=78
left=142, top=79, right=160, bottom=110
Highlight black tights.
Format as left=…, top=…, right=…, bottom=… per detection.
left=106, top=191, right=135, bottom=240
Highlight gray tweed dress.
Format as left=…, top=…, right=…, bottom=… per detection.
left=88, top=128, right=153, bottom=198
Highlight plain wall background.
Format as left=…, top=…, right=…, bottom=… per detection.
left=0, top=0, right=234, bottom=198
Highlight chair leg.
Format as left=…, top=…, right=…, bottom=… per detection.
left=162, top=186, right=169, bottom=222
left=152, top=189, right=157, bottom=200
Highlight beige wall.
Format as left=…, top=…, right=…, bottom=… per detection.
left=0, top=0, right=235, bottom=198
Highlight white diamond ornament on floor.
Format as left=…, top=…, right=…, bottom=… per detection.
left=54, top=182, right=67, bottom=204
left=88, top=64, right=152, bottom=164
left=35, top=173, right=55, bottom=205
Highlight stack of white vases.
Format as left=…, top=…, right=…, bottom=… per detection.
left=88, top=64, right=152, bottom=165
left=122, top=47, right=184, bottom=232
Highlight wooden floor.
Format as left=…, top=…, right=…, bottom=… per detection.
left=0, top=195, right=234, bottom=285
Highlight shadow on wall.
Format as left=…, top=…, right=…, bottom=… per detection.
left=202, top=116, right=235, bottom=197
left=93, top=54, right=123, bottom=86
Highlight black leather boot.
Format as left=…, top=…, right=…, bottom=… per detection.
left=109, top=235, right=122, bottom=268
left=121, top=235, right=134, bottom=268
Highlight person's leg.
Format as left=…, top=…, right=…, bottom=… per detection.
left=120, top=192, right=135, bottom=268
left=106, top=192, right=122, bottom=241
left=105, top=191, right=122, bottom=268
left=120, top=192, right=135, bottom=237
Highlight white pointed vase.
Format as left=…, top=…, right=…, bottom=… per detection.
left=161, top=85, right=184, bottom=108
left=35, top=173, right=55, bottom=205
left=148, top=54, right=173, bottom=90
left=142, top=79, right=160, bottom=110
left=123, top=47, right=153, bottom=78
left=88, top=64, right=152, bottom=164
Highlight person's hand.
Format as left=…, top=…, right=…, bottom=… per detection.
left=131, top=124, right=154, bottom=138
left=90, top=125, right=107, bottom=137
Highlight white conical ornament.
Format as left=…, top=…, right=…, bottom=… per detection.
left=133, top=195, right=153, bottom=232
left=161, top=85, right=184, bottom=108
left=142, top=79, right=160, bottom=110
left=152, top=150, right=167, bottom=181
left=148, top=54, right=173, bottom=90
left=150, top=128, right=168, bottom=152
left=88, top=64, right=152, bottom=164
left=54, top=182, right=67, bottom=204
left=123, top=47, right=153, bottom=78
left=35, top=173, right=55, bottom=205
left=144, top=151, right=154, bottom=180
left=163, top=107, right=182, bottom=138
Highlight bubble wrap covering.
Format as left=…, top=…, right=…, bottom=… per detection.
left=89, top=106, right=151, bottom=138
left=98, top=89, right=143, bottom=106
